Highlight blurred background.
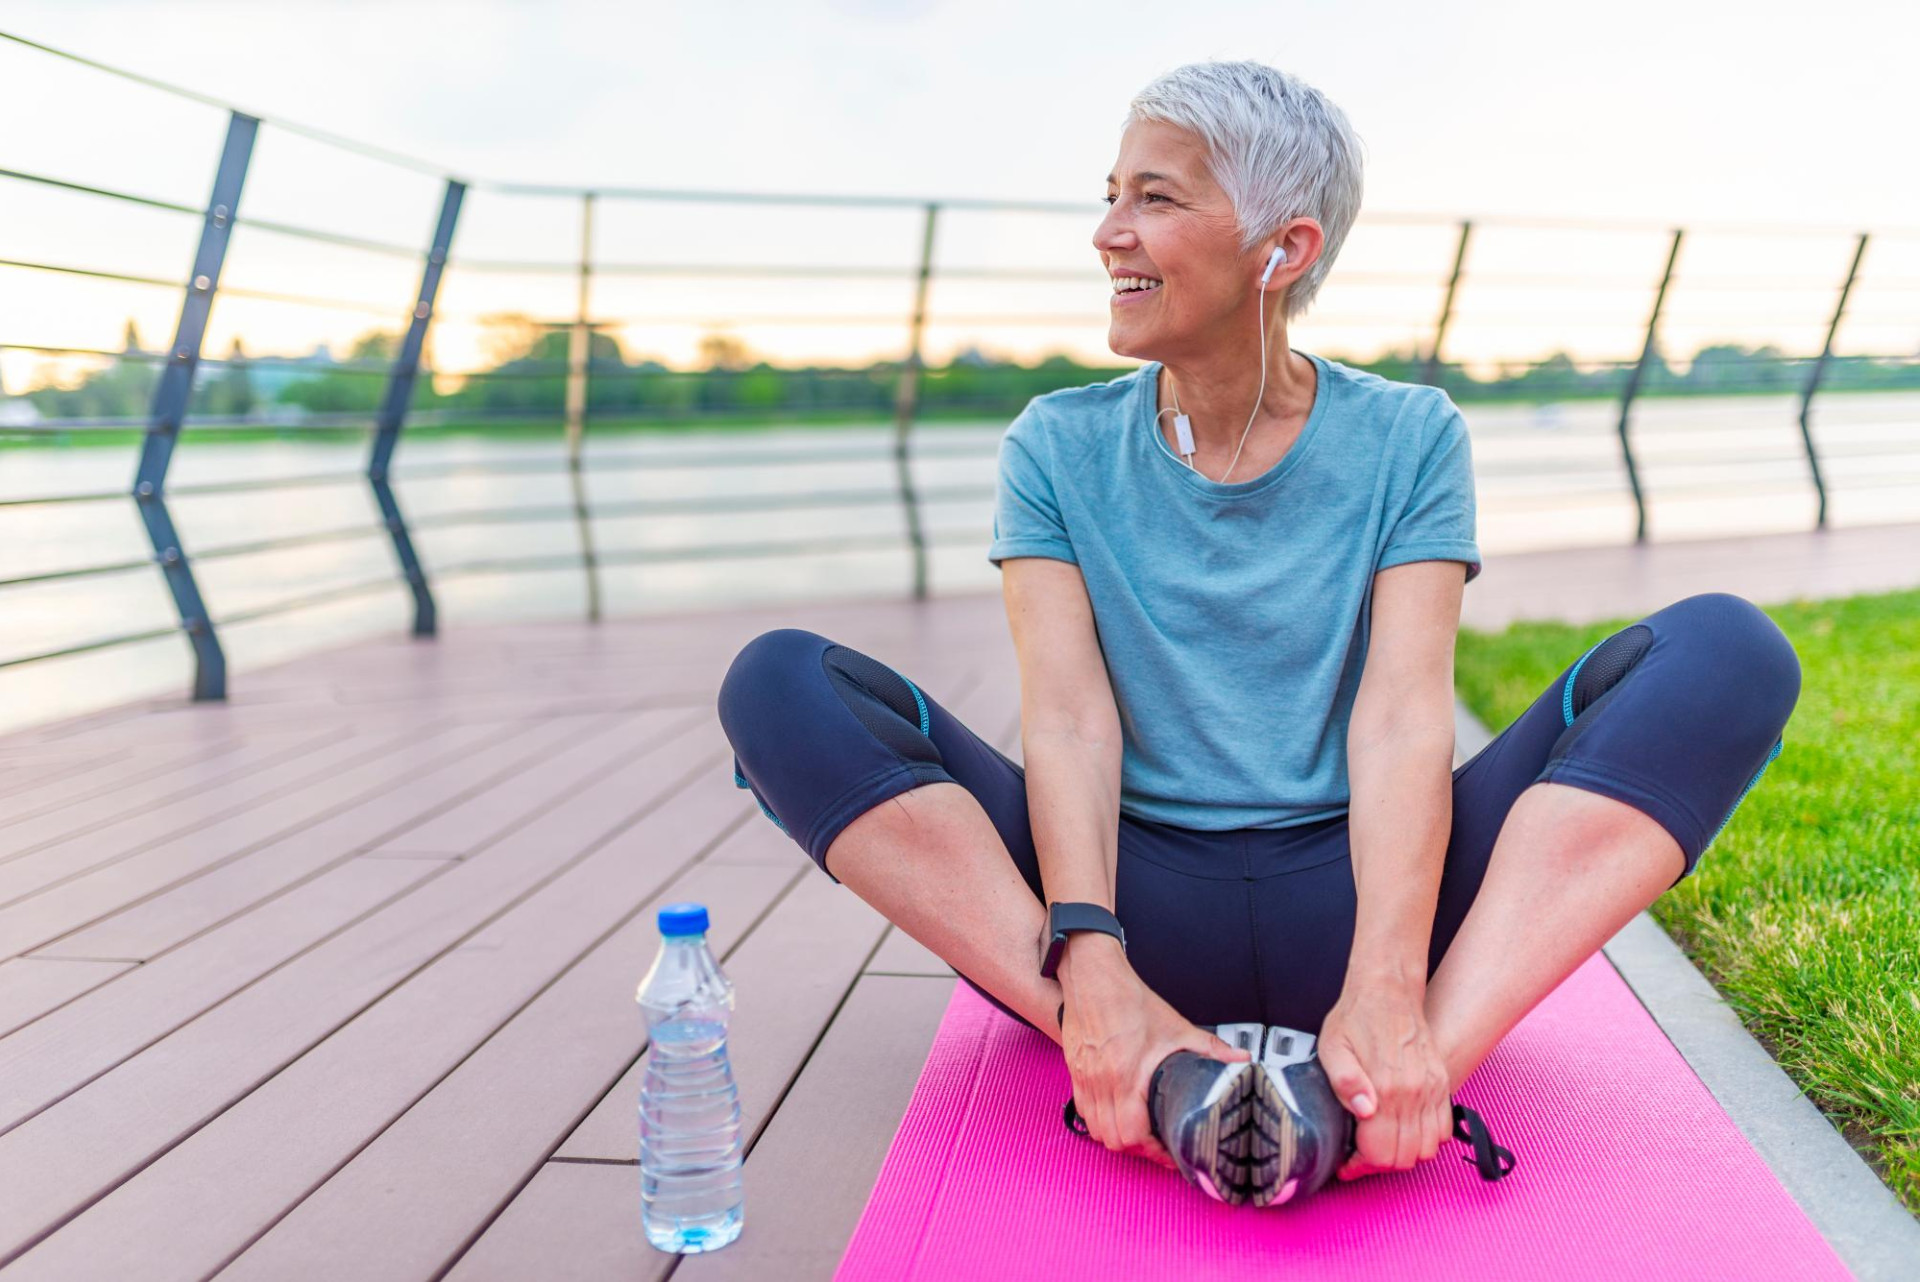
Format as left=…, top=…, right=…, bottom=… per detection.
left=3, top=0, right=1917, bottom=732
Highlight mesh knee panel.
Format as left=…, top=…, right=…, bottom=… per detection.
left=822, top=645, right=940, bottom=768
left=1553, top=623, right=1654, bottom=759
left=1569, top=624, right=1653, bottom=718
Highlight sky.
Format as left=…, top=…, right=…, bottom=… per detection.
left=1, top=0, right=1916, bottom=390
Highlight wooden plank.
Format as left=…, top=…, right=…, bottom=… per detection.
left=0, top=720, right=496, bottom=962
left=0, top=729, right=339, bottom=861
left=0, top=741, right=131, bottom=769
left=0, top=711, right=690, bottom=1117
left=0, top=747, right=137, bottom=802
left=0, top=723, right=427, bottom=906
left=319, top=659, right=717, bottom=707
left=0, top=741, right=228, bottom=823
left=0, top=701, right=259, bottom=750
left=0, top=856, right=445, bottom=1131
left=32, top=713, right=611, bottom=961
left=691, top=810, right=819, bottom=869
left=11, top=861, right=799, bottom=1282
left=0, top=713, right=719, bottom=1266
left=321, top=686, right=689, bottom=723
left=440, top=1161, right=668, bottom=1282
left=0, top=727, right=319, bottom=817
left=0, top=958, right=137, bottom=1040
left=360, top=715, right=636, bottom=857
left=4, top=684, right=541, bottom=751
left=2, top=698, right=379, bottom=752
left=0, top=725, right=353, bottom=817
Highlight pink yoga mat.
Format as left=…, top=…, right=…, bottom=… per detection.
left=836, top=954, right=1851, bottom=1281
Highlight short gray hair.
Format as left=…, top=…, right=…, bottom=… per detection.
left=1125, top=61, right=1365, bottom=321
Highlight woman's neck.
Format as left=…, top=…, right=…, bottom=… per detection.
left=1157, top=334, right=1315, bottom=472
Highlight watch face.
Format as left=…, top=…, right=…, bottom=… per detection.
left=1039, top=909, right=1065, bottom=978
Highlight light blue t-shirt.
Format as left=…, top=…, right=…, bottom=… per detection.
left=987, top=350, right=1481, bottom=830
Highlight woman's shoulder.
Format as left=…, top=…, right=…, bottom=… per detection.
left=1018, top=364, right=1153, bottom=425
left=1316, top=354, right=1455, bottom=427
left=1001, top=364, right=1154, bottom=460
left=1304, top=356, right=1469, bottom=475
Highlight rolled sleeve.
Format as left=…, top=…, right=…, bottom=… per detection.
left=1377, top=394, right=1481, bottom=582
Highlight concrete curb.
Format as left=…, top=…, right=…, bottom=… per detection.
left=1454, top=697, right=1920, bottom=1281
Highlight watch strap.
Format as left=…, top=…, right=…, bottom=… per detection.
left=1040, top=901, right=1126, bottom=978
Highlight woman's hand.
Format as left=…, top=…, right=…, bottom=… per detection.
left=1316, top=975, right=1453, bottom=1181
left=1057, top=936, right=1251, bottom=1170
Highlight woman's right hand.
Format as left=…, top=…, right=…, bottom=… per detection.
left=1057, top=937, right=1253, bottom=1170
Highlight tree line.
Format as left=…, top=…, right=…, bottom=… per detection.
left=14, top=319, right=1919, bottom=427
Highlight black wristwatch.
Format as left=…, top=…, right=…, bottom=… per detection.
left=1038, top=901, right=1126, bottom=979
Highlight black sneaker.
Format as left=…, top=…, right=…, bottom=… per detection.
left=1059, top=1019, right=1516, bottom=1204
left=1126, top=1022, right=1349, bottom=1207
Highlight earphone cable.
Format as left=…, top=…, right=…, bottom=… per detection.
left=1165, top=260, right=1277, bottom=481
left=1219, top=274, right=1274, bottom=484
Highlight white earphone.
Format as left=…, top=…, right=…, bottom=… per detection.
left=1261, top=244, right=1288, bottom=284
left=1165, top=244, right=1289, bottom=476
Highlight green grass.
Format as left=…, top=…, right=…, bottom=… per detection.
left=1455, top=588, right=1920, bottom=1213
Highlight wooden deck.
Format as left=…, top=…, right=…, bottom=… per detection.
left=0, top=592, right=1016, bottom=1282
left=2, top=520, right=1916, bottom=1281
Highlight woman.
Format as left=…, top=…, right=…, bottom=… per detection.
left=717, top=60, right=1799, bottom=1206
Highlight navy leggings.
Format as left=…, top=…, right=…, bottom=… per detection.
left=716, top=592, right=1800, bottom=1035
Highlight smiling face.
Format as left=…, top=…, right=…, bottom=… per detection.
left=1095, top=118, right=1261, bottom=363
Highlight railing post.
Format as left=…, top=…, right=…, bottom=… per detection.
left=1423, top=219, right=1471, bottom=388
left=892, top=201, right=938, bottom=600
left=566, top=191, right=602, bottom=623
left=370, top=178, right=464, bottom=637
left=133, top=110, right=256, bottom=701
left=1796, top=231, right=1866, bottom=530
left=1614, top=227, right=1683, bottom=544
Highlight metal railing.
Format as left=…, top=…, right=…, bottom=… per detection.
left=1, top=28, right=1916, bottom=705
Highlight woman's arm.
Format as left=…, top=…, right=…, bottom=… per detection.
left=1001, top=556, right=1249, bottom=1167
left=1318, top=557, right=1467, bottom=1179
left=1001, top=557, right=1124, bottom=919
left=1347, top=559, right=1463, bottom=983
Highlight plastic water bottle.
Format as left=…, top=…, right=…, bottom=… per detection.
left=636, top=901, right=745, bottom=1253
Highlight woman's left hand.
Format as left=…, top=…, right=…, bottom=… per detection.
left=1315, top=976, right=1453, bottom=1182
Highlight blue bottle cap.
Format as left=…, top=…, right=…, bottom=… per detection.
left=657, top=902, right=709, bottom=936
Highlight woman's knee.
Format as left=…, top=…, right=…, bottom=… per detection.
left=719, top=628, right=936, bottom=751
left=717, top=628, right=828, bottom=748
left=1657, top=593, right=1802, bottom=719
left=718, top=627, right=957, bottom=874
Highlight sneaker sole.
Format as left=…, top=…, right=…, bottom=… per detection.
left=1177, top=1061, right=1297, bottom=1207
